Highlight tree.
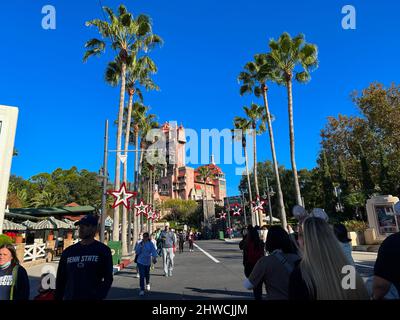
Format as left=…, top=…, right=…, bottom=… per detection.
left=196, top=165, right=216, bottom=228
left=232, top=117, right=255, bottom=225
left=319, top=152, right=336, bottom=215
left=243, top=103, right=266, bottom=226
left=268, top=32, right=318, bottom=206
left=162, top=199, right=198, bottom=222
left=239, top=53, right=287, bottom=228
left=106, top=55, right=159, bottom=254
left=84, top=4, right=162, bottom=241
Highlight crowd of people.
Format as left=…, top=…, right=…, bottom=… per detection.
left=1, top=210, right=399, bottom=300
left=240, top=210, right=400, bottom=300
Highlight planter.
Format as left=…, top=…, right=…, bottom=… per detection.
left=356, top=231, right=366, bottom=245
left=15, top=235, right=23, bottom=244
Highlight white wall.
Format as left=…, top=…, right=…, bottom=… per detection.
left=0, top=105, right=19, bottom=233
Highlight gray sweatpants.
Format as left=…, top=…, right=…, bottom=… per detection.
left=162, top=248, right=174, bottom=275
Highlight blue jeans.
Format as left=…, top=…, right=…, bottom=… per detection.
left=137, top=263, right=150, bottom=291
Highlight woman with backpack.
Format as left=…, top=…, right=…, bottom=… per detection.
left=0, top=244, right=30, bottom=300
left=239, top=226, right=264, bottom=300
left=244, top=226, right=300, bottom=300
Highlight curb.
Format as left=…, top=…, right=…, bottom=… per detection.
left=113, top=258, right=134, bottom=275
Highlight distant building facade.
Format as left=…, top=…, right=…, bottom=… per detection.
left=153, top=122, right=227, bottom=206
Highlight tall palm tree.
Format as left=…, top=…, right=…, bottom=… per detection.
left=196, top=166, right=216, bottom=230
left=137, top=112, right=159, bottom=232
left=84, top=4, right=162, bottom=241
left=239, top=53, right=287, bottom=228
left=268, top=32, right=318, bottom=206
left=106, top=55, right=158, bottom=254
left=242, top=103, right=266, bottom=226
left=232, top=118, right=255, bottom=226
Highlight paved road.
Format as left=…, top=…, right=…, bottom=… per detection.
left=108, top=240, right=253, bottom=300
left=26, top=240, right=378, bottom=300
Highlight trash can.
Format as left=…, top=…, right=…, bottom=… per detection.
left=219, top=231, right=225, bottom=240
left=108, top=241, right=122, bottom=265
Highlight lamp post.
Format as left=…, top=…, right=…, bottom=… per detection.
left=99, top=120, right=109, bottom=243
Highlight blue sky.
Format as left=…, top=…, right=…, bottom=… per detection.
left=1, top=0, right=399, bottom=196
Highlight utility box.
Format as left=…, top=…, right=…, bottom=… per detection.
left=108, top=241, right=122, bottom=265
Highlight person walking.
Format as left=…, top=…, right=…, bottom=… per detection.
left=178, top=231, right=185, bottom=254
left=243, top=226, right=300, bottom=300
left=135, top=232, right=158, bottom=296
left=239, top=226, right=265, bottom=300
left=333, top=223, right=355, bottom=265
left=0, top=244, right=30, bottom=300
left=134, top=233, right=143, bottom=278
left=150, top=233, right=157, bottom=271
left=288, top=217, right=369, bottom=300
left=160, top=224, right=177, bottom=277
left=55, top=215, right=113, bottom=300
left=188, top=230, right=195, bottom=252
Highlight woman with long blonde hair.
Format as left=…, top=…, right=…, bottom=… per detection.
left=289, top=217, right=369, bottom=300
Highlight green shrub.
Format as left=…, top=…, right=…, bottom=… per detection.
left=0, top=234, right=13, bottom=246
left=343, top=220, right=368, bottom=233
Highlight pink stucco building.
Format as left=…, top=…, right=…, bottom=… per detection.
left=154, top=122, right=227, bottom=206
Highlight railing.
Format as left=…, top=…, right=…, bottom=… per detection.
left=24, top=243, right=46, bottom=262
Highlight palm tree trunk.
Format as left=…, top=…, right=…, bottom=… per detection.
left=112, top=62, right=127, bottom=241
left=287, top=79, right=302, bottom=206
left=244, top=146, right=255, bottom=226
left=122, top=91, right=134, bottom=255
left=252, top=126, right=261, bottom=226
left=262, top=85, right=287, bottom=229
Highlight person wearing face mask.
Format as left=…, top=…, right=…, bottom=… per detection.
left=0, top=244, right=30, bottom=300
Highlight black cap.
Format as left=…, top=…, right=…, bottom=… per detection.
left=75, top=215, right=99, bottom=226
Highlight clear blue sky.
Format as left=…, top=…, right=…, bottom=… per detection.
left=1, top=0, right=399, bottom=196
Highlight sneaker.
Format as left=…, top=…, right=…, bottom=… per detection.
left=146, top=284, right=151, bottom=291
left=164, top=272, right=168, bottom=277
left=136, top=273, right=140, bottom=278
left=168, top=271, right=172, bottom=277
left=139, top=290, right=145, bottom=296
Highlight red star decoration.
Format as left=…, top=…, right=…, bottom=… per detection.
left=149, top=210, right=160, bottom=222
left=219, top=212, right=227, bottom=220
left=232, top=205, right=242, bottom=216
left=252, top=196, right=265, bottom=212
left=134, top=199, right=149, bottom=216
left=108, top=182, right=137, bottom=209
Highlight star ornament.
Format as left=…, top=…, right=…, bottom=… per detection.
left=219, top=212, right=227, bottom=220
left=108, top=182, right=137, bottom=209
left=134, top=199, right=149, bottom=216
left=232, top=205, right=242, bottom=216
left=252, top=196, right=265, bottom=212
left=149, top=210, right=160, bottom=222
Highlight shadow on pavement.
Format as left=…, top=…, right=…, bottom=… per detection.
left=184, top=287, right=252, bottom=298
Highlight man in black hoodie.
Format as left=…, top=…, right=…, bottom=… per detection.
left=55, top=215, right=113, bottom=300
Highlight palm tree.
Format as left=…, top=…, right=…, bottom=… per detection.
left=232, top=118, right=255, bottom=226
left=268, top=32, right=318, bottom=206
left=106, top=56, right=158, bottom=254
left=137, top=112, right=159, bottom=232
left=196, top=166, right=216, bottom=231
left=241, top=103, right=266, bottom=226
left=84, top=4, right=162, bottom=241
left=239, top=53, right=287, bottom=228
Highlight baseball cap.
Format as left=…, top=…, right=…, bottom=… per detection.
left=75, top=215, right=99, bottom=226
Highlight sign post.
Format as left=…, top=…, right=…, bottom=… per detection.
left=0, top=105, right=19, bottom=234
